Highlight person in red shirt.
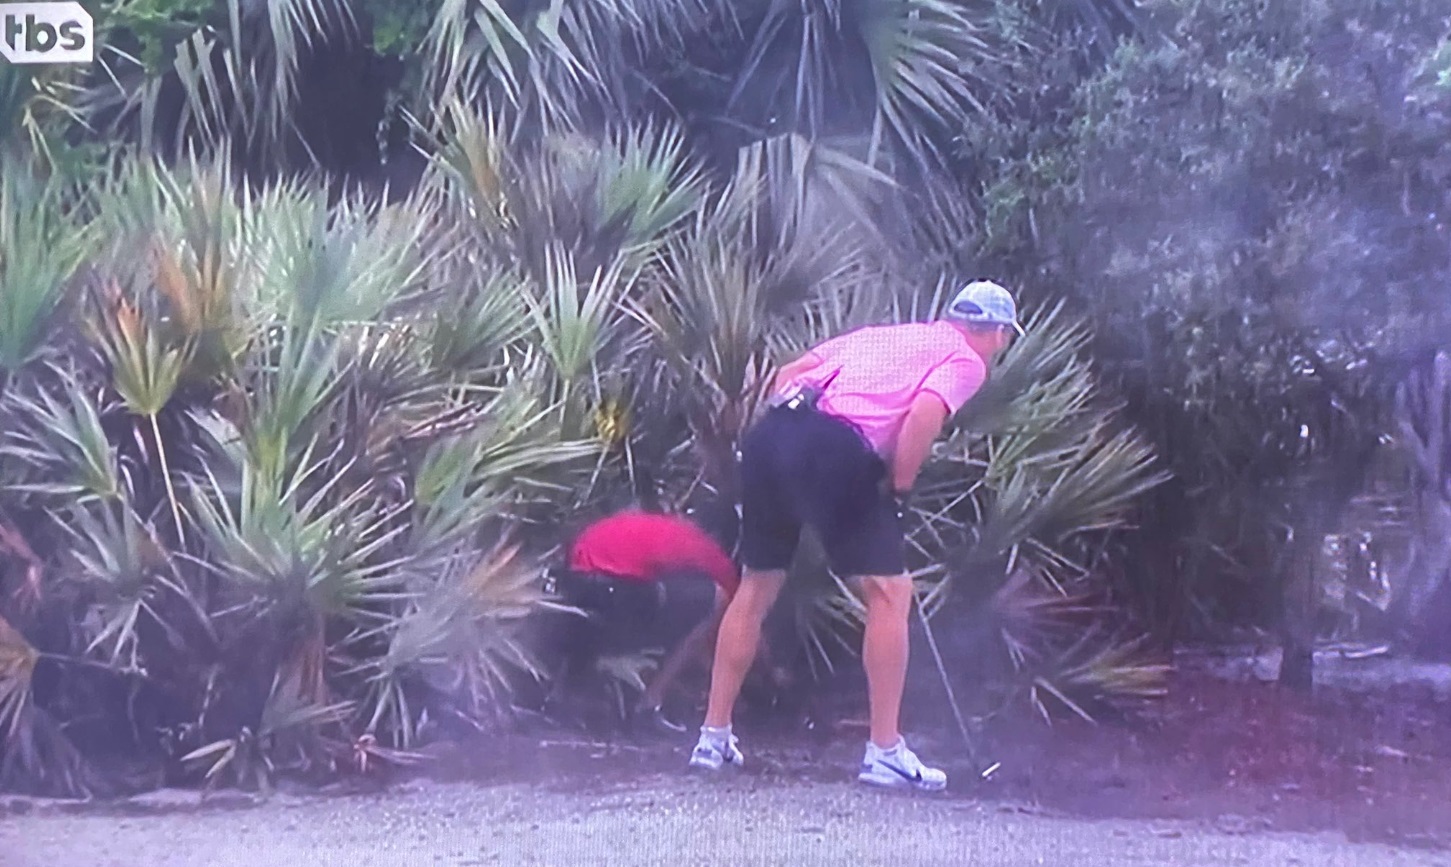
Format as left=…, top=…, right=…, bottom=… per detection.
left=554, top=508, right=776, bottom=730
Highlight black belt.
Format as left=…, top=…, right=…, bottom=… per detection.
left=767, top=369, right=841, bottom=413
left=769, top=389, right=822, bottom=412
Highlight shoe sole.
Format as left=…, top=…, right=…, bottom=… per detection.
left=688, top=752, right=744, bottom=773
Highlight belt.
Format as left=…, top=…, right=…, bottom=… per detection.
left=768, top=384, right=827, bottom=412
left=768, top=369, right=841, bottom=413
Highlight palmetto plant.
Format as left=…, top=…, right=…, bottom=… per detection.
left=362, top=538, right=553, bottom=749
left=0, top=0, right=1170, bottom=797
left=429, top=105, right=708, bottom=284
left=181, top=667, right=356, bottom=794
left=631, top=133, right=889, bottom=499
left=82, top=0, right=358, bottom=168
left=0, top=164, right=94, bottom=381
left=765, top=299, right=1172, bottom=721
left=88, top=278, right=194, bottom=546
left=597, top=118, right=1171, bottom=722
left=0, top=149, right=617, bottom=795
left=728, top=1, right=1005, bottom=167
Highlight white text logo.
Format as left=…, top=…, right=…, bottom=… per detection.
left=1, top=3, right=93, bottom=65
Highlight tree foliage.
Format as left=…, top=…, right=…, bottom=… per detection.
left=18, top=0, right=1444, bottom=786
left=971, top=0, right=1451, bottom=663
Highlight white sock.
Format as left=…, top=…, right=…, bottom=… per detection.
left=700, top=724, right=732, bottom=743
left=872, top=737, right=905, bottom=756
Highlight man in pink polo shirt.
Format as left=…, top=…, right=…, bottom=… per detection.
left=686, top=280, right=1023, bottom=791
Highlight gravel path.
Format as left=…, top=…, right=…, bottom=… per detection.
left=4, top=774, right=1449, bottom=867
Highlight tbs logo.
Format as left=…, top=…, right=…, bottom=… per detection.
left=1, top=3, right=93, bottom=64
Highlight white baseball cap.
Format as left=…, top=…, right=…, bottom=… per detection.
left=943, top=280, right=1024, bottom=335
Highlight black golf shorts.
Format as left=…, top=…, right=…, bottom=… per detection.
left=737, top=405, right=906, bottom=577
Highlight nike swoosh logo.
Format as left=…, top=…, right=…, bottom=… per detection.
left=880, top=762, right=922, bottom=783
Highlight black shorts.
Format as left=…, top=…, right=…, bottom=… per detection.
left=737, top=405, right=905, bottom=577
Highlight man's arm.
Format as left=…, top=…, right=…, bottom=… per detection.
left=641, top=586, right=789, bottom=714
left=893, top=355, right=987, bottom=494
left=890, top=391, right=950, bottom=494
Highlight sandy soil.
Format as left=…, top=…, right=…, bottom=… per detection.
left=3, top=648, right=1448, bottom=866
left=4, top=774, right=1450, bottom=867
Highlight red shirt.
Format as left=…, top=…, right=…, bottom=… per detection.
left=567, top=511, right=740, bottom=594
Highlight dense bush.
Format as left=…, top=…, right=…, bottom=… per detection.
left=7, top=0, right=1447, bottom=798
left=967, top=0, right=1451, bottom=668
left=0, top=137, right=1164, bottom=801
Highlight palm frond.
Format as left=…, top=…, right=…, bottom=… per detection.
left=85, top=275, right=194, bottom=543
left=187, top=435, right=407, bottom=628
left=248, top=181, right=442, bottom=328
left=594, top=121, right=711, bottom=262
left=787, top=567, right=872, bottom=680
left=87, top=277, right=192, bottom=418
left=949, top=300, right=1093, bottom=435
left=523, top=243, right=634, bottom=392
left=0, top=614, right=38, bottom=742
left=63, top=499, right=182, bottom=669
left=409, top=364, right=603, bottom=557
left=419, top=0, right=543, bottom=128
left=363, top=539, right=548, bottom=748
left=858, top=0, right=1003, bottom=164
left=1, top=367, right=123, bottom=504
left=430, top=108, right=706, bottom=284
left=991, top=424, right=1167, bottom=557
left=426, top=100, right=514, bottom=235
left=417, top=0, right=734, bottom=140
left=728, top=1, right=1009, bottom=172
left=239, top=323, right=343, bottom=482
left=426, top=266, right=531, bottom=380
left=102, top=0, right=353, bottom=166
left=140, top=156, right=250, bottom=385
left=1029, top=632, right=1171, bottom=724
left=0, top=163, right=91, bottom=375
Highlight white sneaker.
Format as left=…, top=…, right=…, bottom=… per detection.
left=688, top=728, right=744, bottom=771
left=858, top=738, right=947, bottom=792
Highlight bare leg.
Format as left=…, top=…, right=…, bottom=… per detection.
left=703, top=569, right=787, bottom=728
left=859, top=574, right=914, bottom=748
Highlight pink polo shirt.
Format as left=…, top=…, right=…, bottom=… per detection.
left=778, top=321, right=987, bottom=455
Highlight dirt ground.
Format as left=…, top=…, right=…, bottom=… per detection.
left=6, top=774, right=1449, bottom=867
left=2, top=651, right=1448, bottom=865
left=971, top=667, right=1451, bottom=850
left=433, top=653, right=1451, bottom=853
